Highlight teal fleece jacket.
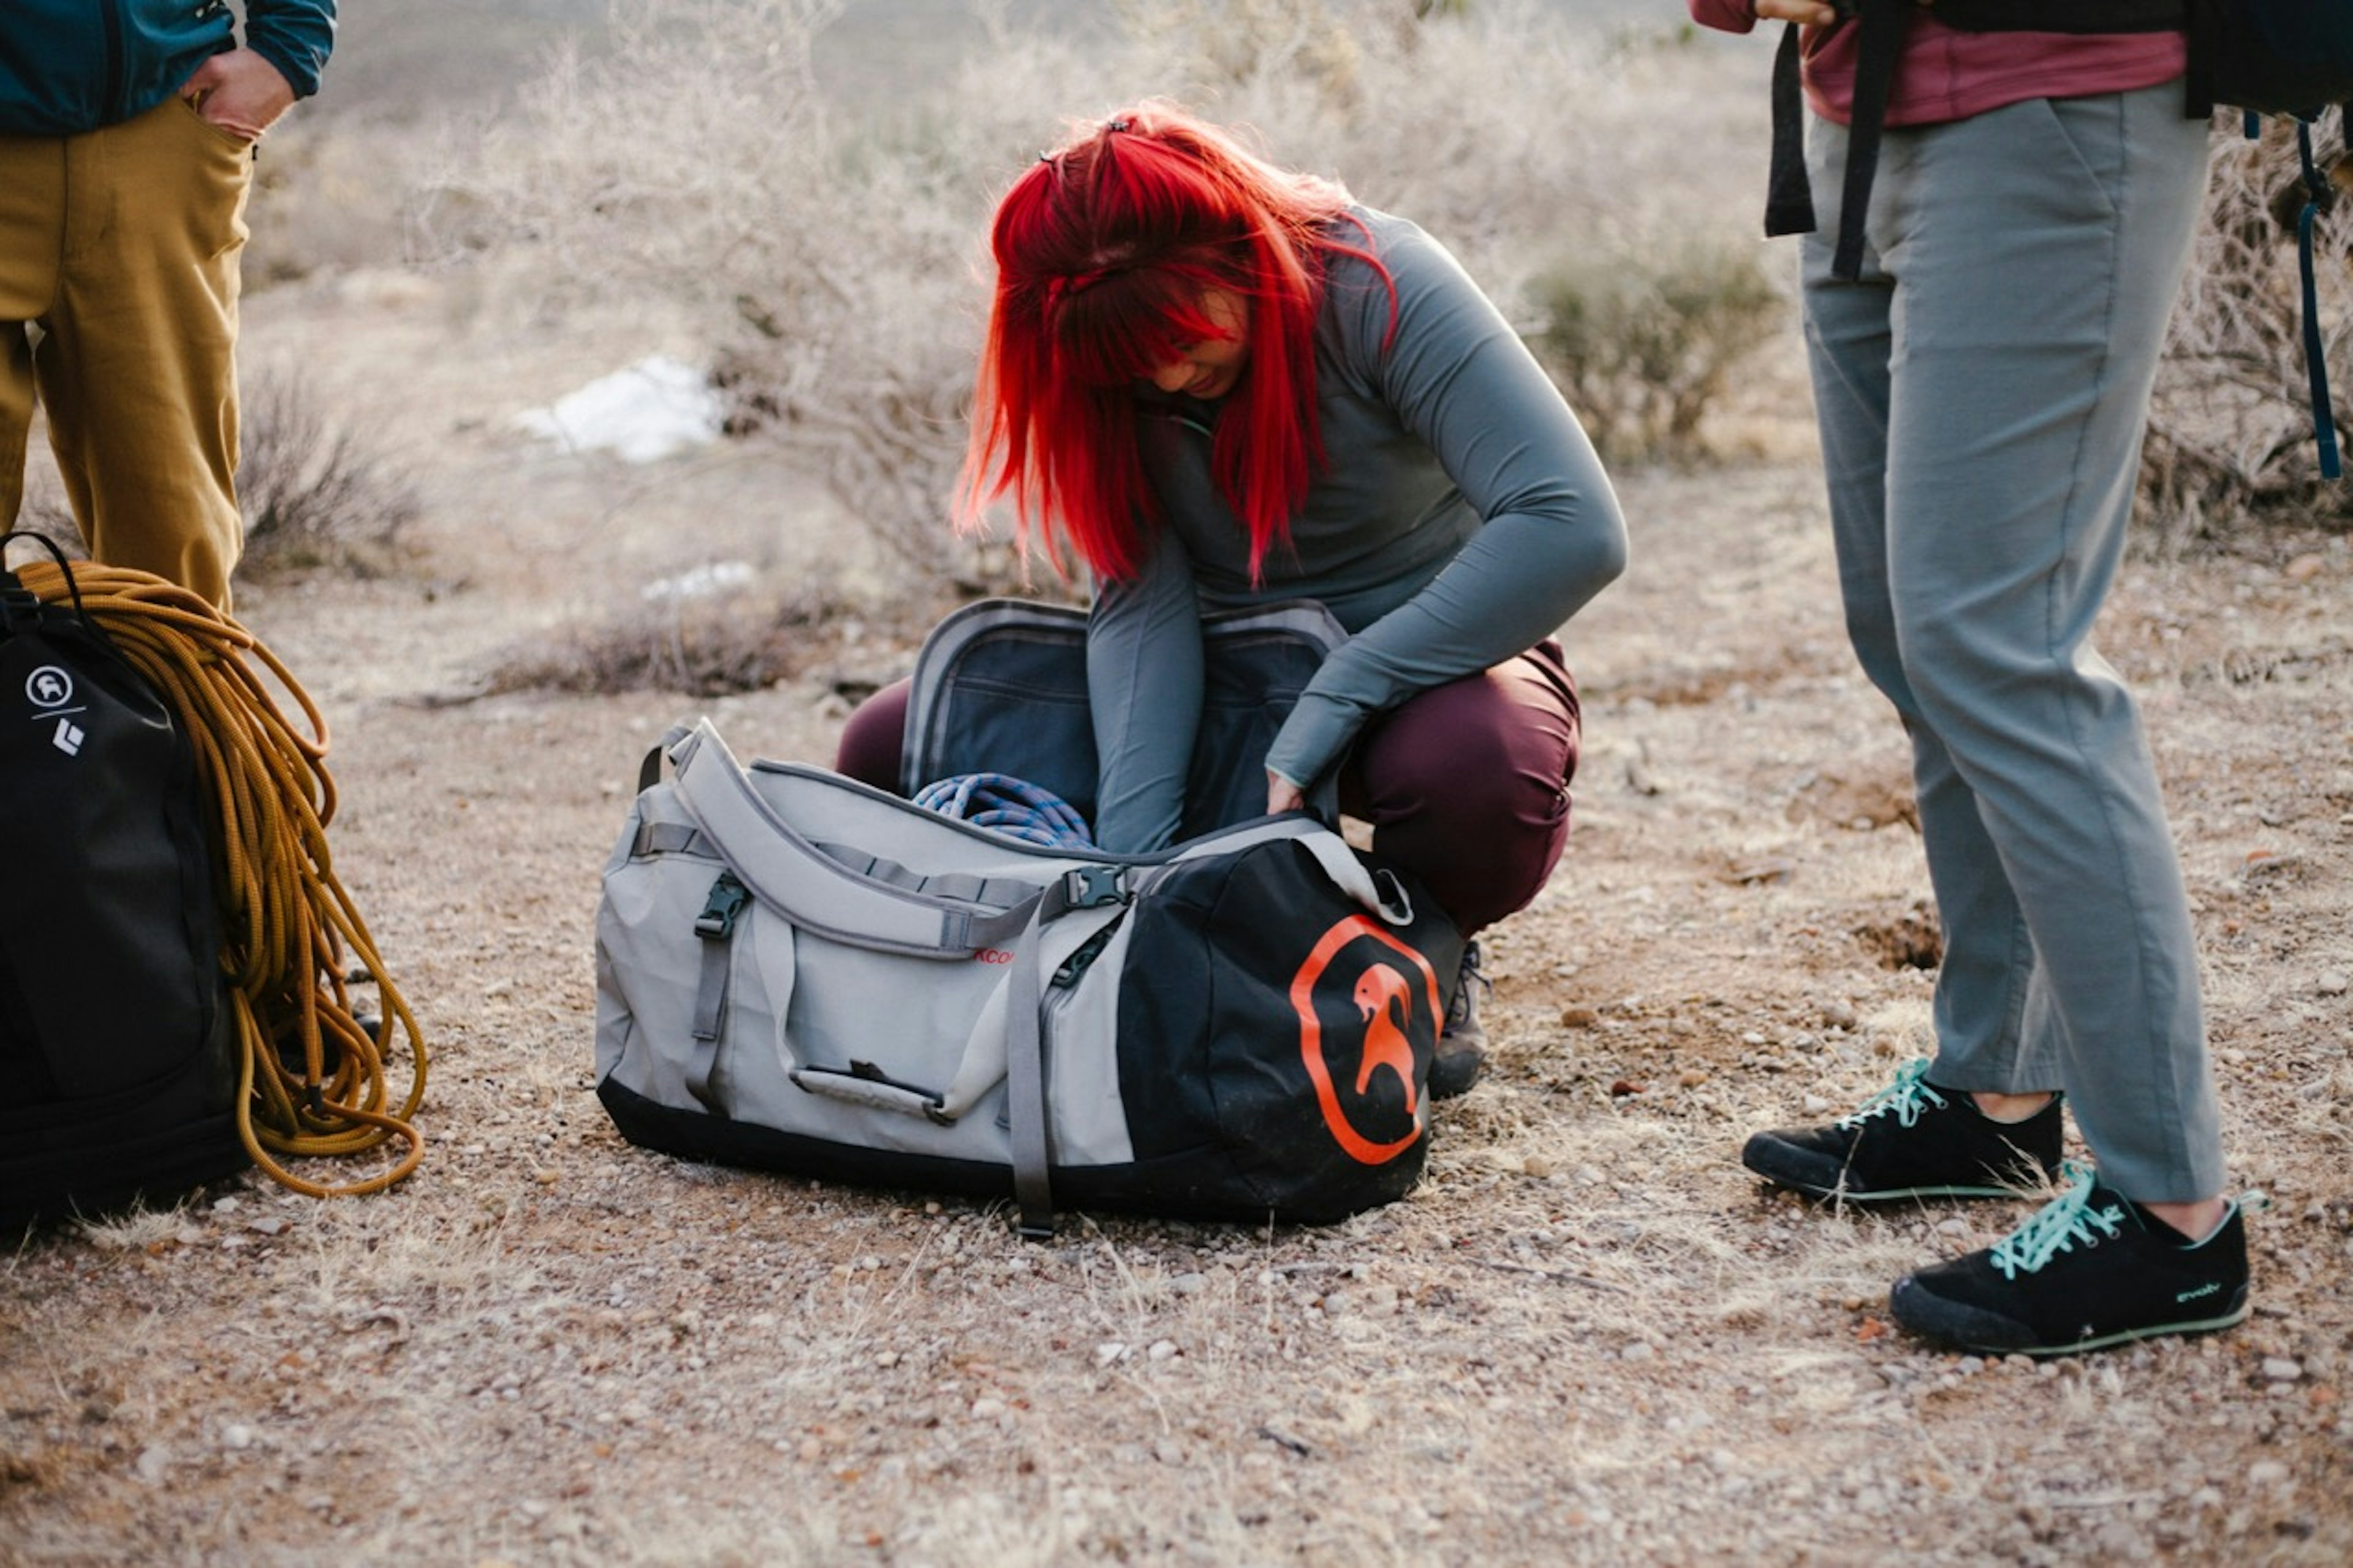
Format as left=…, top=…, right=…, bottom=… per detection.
left=1086, top=206, right=1627, bottom=852
left=0, top=0, right=335, bottom=137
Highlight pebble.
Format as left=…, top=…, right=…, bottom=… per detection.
left=1621, top=1342, right=1656, bottom=1363
left=2246, top=1460, right=2291, bottom=1487
left=1169, top=1272, right=1208, bottom=1296
left=222, top=1424, right=254, bottom=1450
left=2262, top=1358, right=2304, bottom=1383
left=2318, top=973, right=2349, bottom=998
left=1094, top=1342, right=1127, bottom=1367
left=1801, top=1095, right=1830, bottom=1115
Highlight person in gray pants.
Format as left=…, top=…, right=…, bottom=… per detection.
left=1696, top=0, right=2251, bottom=1357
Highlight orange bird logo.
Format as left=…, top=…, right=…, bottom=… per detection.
left=1352, top=964, right=1418, bottom=1116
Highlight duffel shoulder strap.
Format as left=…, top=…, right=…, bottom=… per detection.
left=665, top=719, right=1049, bottom=958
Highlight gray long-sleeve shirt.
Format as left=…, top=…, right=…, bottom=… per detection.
left=1085, top=206, right=1627, bottom=852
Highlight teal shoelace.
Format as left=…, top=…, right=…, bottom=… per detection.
left=1990, top=1161, right=2126, bottom=1281
left=1837, top=1056, right=1949, bottom=1131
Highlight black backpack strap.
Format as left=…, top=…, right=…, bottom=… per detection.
left=1830, top=0, right=1914, bottom=281
left=1765, top=25, right=1817, bottom=238
left=2290, top=113, right=2346, bottom=479
left=2181, top=0, right=2219, bottom=117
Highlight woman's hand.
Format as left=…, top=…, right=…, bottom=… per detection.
left=1755, top=1, right=1842, bottom=23
left=1266, top=772, right=1306, bottom=817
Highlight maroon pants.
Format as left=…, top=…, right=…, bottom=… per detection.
left=836, top=642, right=1580, bottom=934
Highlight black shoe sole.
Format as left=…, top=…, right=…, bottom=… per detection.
left=1889, top=1276, right=2252, bottom=1357
left=1740, top=1132, right=2027, bottom=1203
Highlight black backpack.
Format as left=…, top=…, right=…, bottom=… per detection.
left=1763, top=1, right=2353, bottom=475
left=0, top=536, right=245, bottom=1230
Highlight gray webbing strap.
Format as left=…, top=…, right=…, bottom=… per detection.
left=631, top=821, right=703, bottom=858
left=685, top=873, right=749, bottom=1115
left=809, top=841, right=1043, bottom=914
left=1295, top=832, right=1411, bottom=925
left=1003, top=868, right=1132, bottom=1239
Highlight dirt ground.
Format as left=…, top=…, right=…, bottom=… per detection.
left=6, top=223, right=2353, bottom=1567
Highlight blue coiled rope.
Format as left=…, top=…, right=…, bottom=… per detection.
left=913, top=773, right=1097, bottom=849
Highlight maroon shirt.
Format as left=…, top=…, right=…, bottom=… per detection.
left=1685, top=2, right=2186, bottom=126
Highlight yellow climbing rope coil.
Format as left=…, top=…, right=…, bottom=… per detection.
left=21, top=559, right=428, bottom=1198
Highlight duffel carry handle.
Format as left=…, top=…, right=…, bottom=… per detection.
left=1293, top=827, right=1416, bottom=928
left=664, top=719, right=1048, bottom=959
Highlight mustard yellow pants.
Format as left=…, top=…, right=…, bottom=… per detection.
left=1, top=96, right=254, bottom=610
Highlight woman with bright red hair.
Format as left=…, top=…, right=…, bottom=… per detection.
left=838, top=102, right=1626, bottom=1093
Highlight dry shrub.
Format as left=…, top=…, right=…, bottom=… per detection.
left=236, top=365, right=420, bottom=577
left=482, top=585, right=854, bottom=698
left=407, top=1, right=1771, bottom=591
left=2145, top=115, right=2353, bottom=550
left=1528, top=236, right=1783, bottom=464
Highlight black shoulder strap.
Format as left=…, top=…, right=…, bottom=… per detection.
left=1764, top=25, right=1817, bottom=240
left=1830, top=0, right=1913, bottom=281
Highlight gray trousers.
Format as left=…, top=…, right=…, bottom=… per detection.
left=1800, top=83, right=2223, bottom=1201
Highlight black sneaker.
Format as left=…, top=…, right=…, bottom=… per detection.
left=1741, top=1058, right=2062, bottom=1202
left=1429, top=941, right=1490, bottom=1100
left=1889, top=1162, right=2251, bottom=1356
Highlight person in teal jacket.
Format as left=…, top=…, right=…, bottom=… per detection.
left=2, top=1, right=336, bottom=608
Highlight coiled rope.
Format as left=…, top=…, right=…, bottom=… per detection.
left=20, top=559, right=427, bottom=1198
left=913, top=771, right=1097, bottom=848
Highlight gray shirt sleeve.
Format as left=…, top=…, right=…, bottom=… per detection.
left=1086, top=524, right=1202, bottom=853
left=1083, top=210, right=1627, bottom=842
left=1262, top=222, right=1626, bottom=789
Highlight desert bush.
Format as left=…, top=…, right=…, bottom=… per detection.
left=1526, top=235, right=1783, bottom=464
left=481, top=581, right=855, bottom=698
left=235, top=365, right=421, bottom=578
left=2143, top=118, right=2353, bottom=550
left=409, top=0, right=1770, bottom=592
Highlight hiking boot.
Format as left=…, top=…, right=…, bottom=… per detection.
left=1889, top=1161, right=2251, bottom=1357
left=1741, top=1058, right=2061, bottom=1203
left=1430, top=941, right=1490, bottom=1101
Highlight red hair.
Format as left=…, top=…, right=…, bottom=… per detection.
left=958, top=101, right=1393, bottom=583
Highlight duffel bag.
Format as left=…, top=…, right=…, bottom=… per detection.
left=593, top=719, right=1463, bottom=1235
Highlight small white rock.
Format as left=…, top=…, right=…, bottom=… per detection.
left=2262, top=1357, right=2304, bottom=1382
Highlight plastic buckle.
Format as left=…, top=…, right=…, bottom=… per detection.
left=694, top=873, right=750, bottom=939
left=1061, top=865, right=1129, bottom=909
